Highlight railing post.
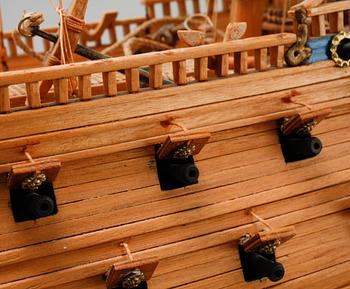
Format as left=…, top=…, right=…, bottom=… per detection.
left=162, top=2, right=171, bottom=16
left=149, top=64, right=163, bottom=89
left=215, top=54, right=229, bottom=77
left=194, top=57, right=208, bottom=81
left=0, top=86, right=11, bottom=113
left=329, top=11, right=344, bottom=33
left=125, top=68, right=140, bottom=93
left=173, top=61, right=187, bottom=85
left=234, top=51, right=248, bottom=74
left=54, top=78, right=69, bottom=104
left=270, top=45, right=285, bottom=68
left=255, top=48, right=268, bottom=72
left=103, top=71, right=117, bottom=96
left=78, top=75, right=92, bottom=101
left=26, top=82, right=41, bottom=108
left=177, top=0, right=187, bottom=16
left=147, top=4, right=156, bottom=18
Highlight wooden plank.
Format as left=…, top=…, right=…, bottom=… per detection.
left=78, top=75, right=92, bottom=101
left=149, top=64, right=163, bottom=89
left=308, top=1, right=350, bottom=16
left=0, top=70, right=349, bottom=166
left=194, top=57, right=208, bottom=81
left=329, top=11, right=344, bottom=33
left=172, top=61, right=187, bottom=85
left=0, top=197, right=348, bottom=289
left=319, top=14, right=326, bottom=37
left=53, top=79, right=69, bottom=104
left=270, top=45, right=285, bottom=68
left=177, top=0, right=187, bottom=16
left=26, top=82, right=41, bottom=108
left=125, top=68, right=140, bottom=93
left=102, top=71, right=117, bottom=97
left=0, top=86, right=10, bottom=113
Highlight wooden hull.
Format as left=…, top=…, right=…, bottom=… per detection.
left=0, top=57, right=349, bottom=288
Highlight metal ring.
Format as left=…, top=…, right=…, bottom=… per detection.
left=17, top=16, right=35, bottom=37
left=330, top=31, right=350, bottom=67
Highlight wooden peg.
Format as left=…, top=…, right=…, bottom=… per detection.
left=8, top=160, right=61, bottom=190
left=242, top=226, right=296, bottom=253
left=157, top=131, right=211, bottom=160
left=281, top=107, right=332, bottom=136
left=106, top=257, right=159, bottom=289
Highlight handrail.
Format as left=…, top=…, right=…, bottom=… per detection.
left=308, top=1, right=350, bottom=16
left=0, top=33, right=296, bottom=113
left=0, top=33, right=295, bottom=86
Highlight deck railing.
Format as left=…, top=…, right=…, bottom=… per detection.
left=307, top=1, right=350, bottom=37
left=0, top=33, right=296, bottom=114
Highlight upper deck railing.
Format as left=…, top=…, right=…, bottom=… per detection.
left=0, top=33, right=296, bottom=114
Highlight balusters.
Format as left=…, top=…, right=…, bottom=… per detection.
left=54, top=78, right=69, bottom=104
left=192, top=0, right=200, bottom=13
left=255, top=48, right=268, bottom=72
left=173, top=60, right=187, bottom=85
left=329, top=11, right=344, bottom=33
left=26, top=82, right=41, bottom=108
left=194, top=57, right=208, bottom=81
left=7, top=37, right=17, bottom=57
left=162, top=2, right=171, bottom=16
left=0, top=86, right=10, bottom=113
left=234, top=51, right=248, bottom=74
left=103, top=71, right=117, bottom=96
left=177, top=0, right=187, bottom=16
left=78, top=75, right=92, bottom=101
left=125, top=68, right=140, bottom=93
left=122, top=24, right=130, bottom=36
left=270, top=45, right=285, bottom=68
left=149, top=64, right=163, bottom=89
left=215, top=54, right=229, bottom=77
left=147, top=4, right=156, bottom=18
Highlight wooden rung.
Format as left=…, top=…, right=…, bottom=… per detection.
left=270, top=45, right=285, bottom=68
left=162, top=2, right=171, bottom=16
left=43, top=39, right=51, bottom=51
left=8, top=38, right=17, bottom=57
left=177, top=0, right=187, bottom=16
left=157, top=131, right=211, bottom=160
left=318, top=14, right=326, bottom=37
left=329, top=11, right=344, bottom=33
left=234, top=51, right=248, bottom=74
left=147, top=4, right=156, bottom=18
left=243, top=226, right=296, bottom=253
left=255, top=48, right=268, bottom=72
left=149, top=64, right=163, bottom=89
left=194, top=57, right=208, bottom=81
left=106, top=257, right=159, bottom=289
left=25, top=37, right=34, bottom=49
left=172, top=60, right=187, bottom=85
left=122, top=24, right=130, bottom=36
left=78, top=75, right=92, bottom=101
left=125, top=68, right=140, bottom=93
left=102, top=71, right=117, bottom=96
left=8, top=160, right=61, bottom=190
left=192, top=0, right=200, bottom=13
left=26, top=82, right=41, bottom=108
left=0, top=86, right=11, bottom=114
left=53, top=78, right=69, bottom=104
left=215, top=54, right=229, bottom=77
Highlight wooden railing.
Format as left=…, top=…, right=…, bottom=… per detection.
left=0, top=33, right=296, bottom=114
left=308, top=1, right=350, bottom=37
left=2, top=15, right=147, bottom=58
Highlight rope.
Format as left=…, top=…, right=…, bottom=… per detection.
left=121, top=242, right=134, bottom=261
left=169, top=120, right=188, bottom=132
left=102, top=16, right=185, bottom=55
left=283, top=90, right=313, bottom=110
left=49, top=0, right=85, bottom=95
left=123, top=37, right=172, bottom=56
left=249, top=209, right=274, bottom=231
left=12, top=30, right=45, bottom=61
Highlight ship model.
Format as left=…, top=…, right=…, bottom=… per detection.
left=0, top=0, right=349, bottom=288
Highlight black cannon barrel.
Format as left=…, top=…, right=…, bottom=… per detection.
left=165, top=162, right=199, bottom=186
left=249, top=253, right=285, bottom=282
left=24, top=192, right=55, bottom=218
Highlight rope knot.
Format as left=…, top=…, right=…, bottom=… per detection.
left=18, top=12, right=45, bottom=37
